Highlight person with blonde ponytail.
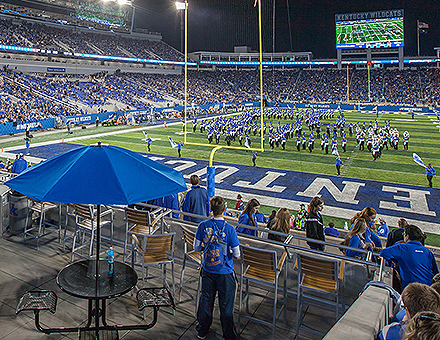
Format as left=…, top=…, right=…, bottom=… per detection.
left=350, top=207, right=382, bottom=248
left=340, top=218, right=373, bottom=259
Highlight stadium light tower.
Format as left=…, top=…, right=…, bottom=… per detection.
left=176, top=2, right=188, bottom=53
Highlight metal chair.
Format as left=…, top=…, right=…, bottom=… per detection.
left=71, top=204, right=114, bottom=261
left=123, top=207, right=162, bottom=265
left=24, top=199, right=61, bottom=249
left=62, top=203, right=76, bottom=252
left=130, top=232, right=176, bottom=299
left=295, top=252, right=345, bottom=338
left=238, top=244, right=288, bottom=340
left=178, top=225, right=201, bottom=314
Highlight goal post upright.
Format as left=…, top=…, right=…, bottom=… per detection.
left=182, top=0, right=265, bottom=197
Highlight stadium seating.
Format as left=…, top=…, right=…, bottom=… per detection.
left=0, top=18, right=183, bottom=62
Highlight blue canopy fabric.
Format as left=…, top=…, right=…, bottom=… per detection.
left=5, top=144, right=187, bottom=205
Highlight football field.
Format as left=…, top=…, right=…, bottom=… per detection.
left=73, top=111, right=439, bottom=188
left=2, top=110, right=439, bottom=188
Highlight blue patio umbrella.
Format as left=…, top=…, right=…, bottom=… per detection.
left=5, top=143, right=187, bottom=205
left=5, top=142, right=187, bottom=339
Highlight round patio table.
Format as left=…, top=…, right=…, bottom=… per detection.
left=57, top=260, right=137, bottom=299
left=57, top=259, right=137, bottom=330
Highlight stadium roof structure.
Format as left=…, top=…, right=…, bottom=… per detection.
left=190, top=50, right=313, bottom=63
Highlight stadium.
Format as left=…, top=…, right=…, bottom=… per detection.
left=0, top=1, right=439, bottom=339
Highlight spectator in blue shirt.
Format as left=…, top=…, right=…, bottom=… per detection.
left=377, top=218, right=390, bottom=238
left=236, top=198, right=260, bottom=237
left=426, top=163, right=436, bottom=188
left=255, top=211, right=267, bottom=225
left=403, top=311, right=440, bottom=340
left=151, top=193, right=180, bottom=219
left=378, top=282, right=440, bottom=340
left=324, top=222, right=340, bottom=238
left=340, top=217, right=372, bottom=259
left=194, top=196, right=240, bottom=340
left=10, top=153, right=27, bottom=174
left=183, top=174, right=210, bottom=223
left=380, top=225, right=439, bottom=290
left=350, top=207, right=382, bottom=247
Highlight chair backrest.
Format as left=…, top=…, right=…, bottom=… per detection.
left=134, top=233, right=176, bottom=259
left=126, top=207, right=150, bottom=226
left=297, top=252, right=339, bottom=293
left=75, top=204, right=93, bottom=220
left=150, top=209, right=172, bottom=231
left=241, top=244, right=277, bottom=283
left=181, top=225, right=196, bottom=251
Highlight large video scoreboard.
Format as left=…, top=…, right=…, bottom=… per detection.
left=336, top=10, right=404, bottom=49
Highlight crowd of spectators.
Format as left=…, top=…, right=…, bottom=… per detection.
left=0, top=18, right=183, bottom=62
left=2, top=66, right=440, bottom=124
left=0, top=71, right=78, bottom=123
left=0, top=2, right=131, bottom=33
left=1, top=8, right=440, bottom=109
left=132, top=68, right=440, bottom=107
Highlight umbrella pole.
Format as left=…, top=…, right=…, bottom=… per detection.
left=95, top=204, right=101, bottom=340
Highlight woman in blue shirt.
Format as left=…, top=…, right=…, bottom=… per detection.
left=340, top=217, right=373, bottom=259
left=236, top=198, right=260, bottom=236
left=335, top=156, right=342, bottom=176
left=350, top=207, right=382, bottom=248
left=426, top=163, right=436, bottom=188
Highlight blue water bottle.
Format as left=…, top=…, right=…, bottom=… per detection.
left=108, top=247, right=114, bottom=276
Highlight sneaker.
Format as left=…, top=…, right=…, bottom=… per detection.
left=197, top=329, right=209, bottom=339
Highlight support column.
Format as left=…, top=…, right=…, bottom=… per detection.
left=399, top=46, right=404, bottom=70
left=337, top=49, right=342, bottom=70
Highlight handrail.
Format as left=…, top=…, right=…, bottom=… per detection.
left=126, top=203, right=381, bottom=264
left=168, top=214, right=381, bottom=270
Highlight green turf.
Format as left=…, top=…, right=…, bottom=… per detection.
left=4, top=110, right=438, bottom=187
left=71, top=111, right=439, bottom=187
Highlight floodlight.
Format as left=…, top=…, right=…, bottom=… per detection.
left=175, top=2, right=187, bottom=10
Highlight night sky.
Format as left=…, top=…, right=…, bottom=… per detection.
left=135, top=0, right=439, bottom=59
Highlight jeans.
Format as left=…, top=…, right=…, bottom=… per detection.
left=197, top=269, right=238, bottom=340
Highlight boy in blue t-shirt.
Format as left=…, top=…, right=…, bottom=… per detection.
left=194, top=196, right=240, bottom=340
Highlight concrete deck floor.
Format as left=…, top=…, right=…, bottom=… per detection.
left=0, top=218, right=352, bottom=340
